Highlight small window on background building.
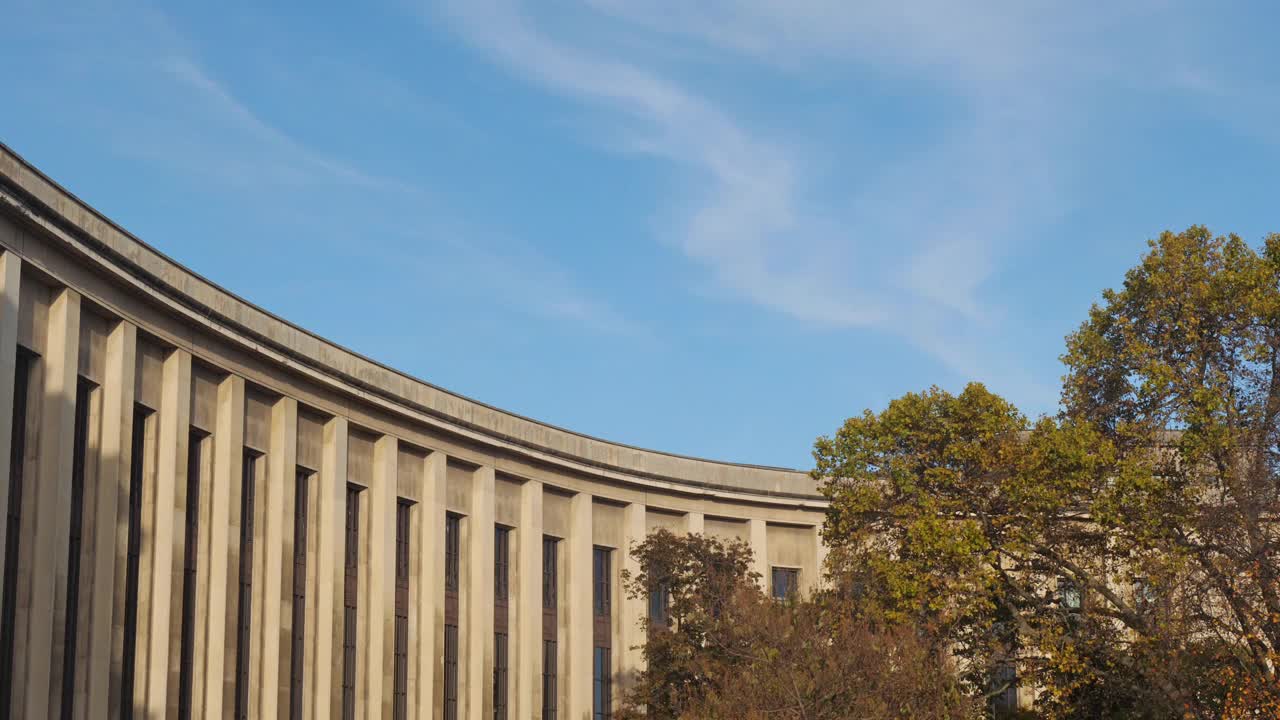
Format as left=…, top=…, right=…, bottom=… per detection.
left=771, top=567, right=799, bottom=601
left=1058, top=577, right=1082, bottom=612
left=990, top=662, right=1018, bottom=714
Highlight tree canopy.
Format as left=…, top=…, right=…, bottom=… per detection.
left=814, top=227, right=1280, bottom=718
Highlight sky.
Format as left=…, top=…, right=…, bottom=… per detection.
left=3, top=1, right=1279, bottom=469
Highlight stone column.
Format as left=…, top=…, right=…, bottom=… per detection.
left=258, top=396, right=297, bottom=717
left=367, top=435, right=397, bottom=720
left=465, top=465, right=495, bottom=719
left=198, top=374, right=244, bottom=719
left=810, top=523, right=827, bottom=593
left=84, top=320, right=136, bottom=715
left=566, top=491, right=593, bottom=720
left=141, top=346, right=191, bottom=717
left=514, top=479, right=543, bottom=719
left=0, top=251, right=19, bottom=627
left=416, top=451, right=446, bottom=719
left=310, top=416, right=348, bottom=720
left=22, top=287, right=79, bottom=719
left=620, top=502, right=647, bottom=698
left=749, top=518, right=769, bottom=591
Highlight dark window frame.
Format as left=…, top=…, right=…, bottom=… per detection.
left=771, top=567, right=799, bottom=601
left=119, top=404, right=150, bottom=720
left=0, top=349, right=32, bottom=712
left=393, top=500, right=412, bottom=720
left=342, top=484, right=361, bottom=720
left=592, top=645, right=612, bottom=720
left=289, top=468, right=311, bottom=720
left=178, top=428, right=206, bottom=720
left=60, top=378, right=93, bottom=720
left=233, top=448, right=259, bottom=720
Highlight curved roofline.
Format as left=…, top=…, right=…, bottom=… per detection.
left=0, top=141, right=820, bottom=501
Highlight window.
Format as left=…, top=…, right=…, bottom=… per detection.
left=443, top=624, right=459, bottom=720
left=542, top=640, right=558, bottom=720
left=990, top=662, right=1018, bottom=714
left=445, top=513, right=460, bottom=593
left=60, top=379, right=92, bottom=720
left=771, top=567, right=799, bottom=601
left=593, top=646, right=612, bottom=720
left=542, top=537, right=558, bottom=611
left=234, top=450, right=258, bottom=720
left=178, top=430, right=205, bottom=720
left=593, top=547, right=611, bottom=618
left=444, top=514, right=460, bottom=720
left=342, top=485, right=361, bottom=720
left=393, top=501, right=411, bottom=720
left=1058, top=577, right=1082, bottom=612
left=648, top=586, right=670, bottom=629
left=542, top=537, right=559, bottom=720
left=0, top=350, right=31, bottom=711
left=493, top=632, right=509, bottom=720
left=1134, top=577, right=1157, bottom=612
left=494, top=526, right=510, bottom=603
left=120, top=404, right=149, bottom=720
left=289, top=469, right=310, bottom=720
left=494, top=526, right=510, bottom=720
left=593, top=547, right=612, bottom=719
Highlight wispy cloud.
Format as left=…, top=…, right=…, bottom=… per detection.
left=158, top=57, right=398, bottom=191
left=433, top=0, right=1068, bottom=401
left=12, top=0, right=640, bottom=342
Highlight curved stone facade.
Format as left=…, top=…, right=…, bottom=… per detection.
left=0, top=143, right=827, bottom=719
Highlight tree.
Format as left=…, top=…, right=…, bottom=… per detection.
left=618, top=529, right=974, bottom=720
left=618, top=529, right=757, bottom=719
left=813, top=227, right=1280, bottom=717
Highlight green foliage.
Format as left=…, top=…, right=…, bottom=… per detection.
left=813, top=227, right=1280, bottom=718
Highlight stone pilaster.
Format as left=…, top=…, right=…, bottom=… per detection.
left=514, top=479, right=543, bottom=719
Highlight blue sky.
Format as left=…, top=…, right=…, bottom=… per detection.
left=4, top=1, right=1279, bottom=469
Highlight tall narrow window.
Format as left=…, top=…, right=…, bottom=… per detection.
left=60, top=379, right=93, bottom=720
left=177, top=429, right=204, bottom=720
left=593, top=647, right=612, bottom=720
left=493, top=526, right=510, bottom=720
left=234, top=451, right=258, bottom=720
left=443, top=624, right=459, bottom=720
left=393, top=501, right=411, bottom=720
left=0, top=350, right=31, bottom=712
left=648, top=585, right=670, bottom=629
left=593, top=548, right=611, bottom=618
left=120, top=404, right=149, bottom=720
left=593, top=547, right=612, bottom=720
left=542, top=641, right=557, bottom=720
left=541, top=537, right=558, bottom=720
left=289, top=468, right=310, bottom=720
left=443, top=513, right=460, bottom=720
left=342, top=485, right=361, bottom=720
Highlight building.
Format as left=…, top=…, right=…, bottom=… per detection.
left=0, top=144, right=828, bottom=720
